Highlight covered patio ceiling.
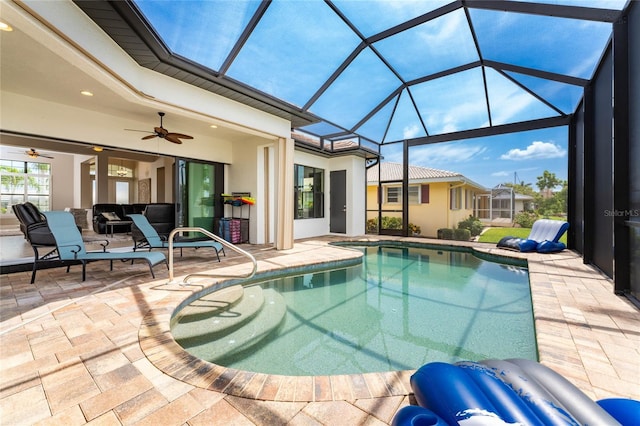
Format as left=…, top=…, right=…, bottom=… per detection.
left=75, top=0, right=628, bottom=147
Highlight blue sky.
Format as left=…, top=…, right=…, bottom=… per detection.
left=132, top=0, right=625, bottom=191
left=135, top=1, right=615, bottom=131
left=382, top=126, right=568, bottom=190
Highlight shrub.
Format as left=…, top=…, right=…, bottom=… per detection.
left=454, top=228, right=471, bottom=241
left=457, top=215, right=484, bottom=237
left=438, top=228, right=454, bottom=240
left=514, top=211, right=538, bottom=228
left=382, top=216, right=402, bottom=230
left=366, top=216, right=421, bottom=235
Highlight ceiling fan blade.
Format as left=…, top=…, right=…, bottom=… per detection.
left=23, top=148, right=55, bottom=159
left=125, top=128, right=154, bottom=134
left=168, top=132, right=193, bottom=140
left=141, top=134, right=158, bottom=140
left=164, top=134, right=183, bottom=144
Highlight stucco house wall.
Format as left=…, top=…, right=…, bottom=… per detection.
left=366, top=181, right=482, bottom=238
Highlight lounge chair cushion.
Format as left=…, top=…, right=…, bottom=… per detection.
left=128, top=214, right=224, bottom=254
left=81, top=250, right=166, bottom=264
left=42, top=211, right=166, bottom=281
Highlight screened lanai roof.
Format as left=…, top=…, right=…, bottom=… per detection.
left=77, top=0, right=629, bottom=147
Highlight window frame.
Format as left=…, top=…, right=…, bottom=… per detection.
left=450, top=186, right=463, bottom=210
left=294, top=164, right=325, bottom=219
left=386, top=186, right=401, bottom=204
left=465, top=189, right=474, bottom=209
left=0, top=159, right=51, bottom=215
left=386, top=185, right=422, bottom=204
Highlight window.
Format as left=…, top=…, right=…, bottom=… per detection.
left=386, top=185, right=421, bottom=204
left=109, top=163, right=133, bottom=178
left=408, top=186, right=419, bottom=204
left=450, top=187, right=462, bottom=210
left=115, top=181, right=129, bottom=204
left=386, top=186, right=400, bottom=203
left=294, top=164, right=324, bottom=219
left=0, top=159, right=51, bottom=214
left=466, top=189, right=474, bottom=209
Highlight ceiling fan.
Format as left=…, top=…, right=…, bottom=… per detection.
left=16, top=148, right=55, bottom=159
left=126, top=112, right=193, bottom=144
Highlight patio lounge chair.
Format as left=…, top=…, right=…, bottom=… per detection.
left=497, top=219, right=569, bottom=253
left=42, top=211, right=167, bottom=281
left=128, top=214, right=224, bottom=261
left=13, top=202, right=103, bottom=283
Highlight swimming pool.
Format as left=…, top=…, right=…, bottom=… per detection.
left=171, top=244, right=536, bottom=376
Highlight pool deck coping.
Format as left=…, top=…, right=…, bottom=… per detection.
left=1, top=236, right=638, bottom=425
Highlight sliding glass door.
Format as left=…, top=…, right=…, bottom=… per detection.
left=176, top=159, right=224, bottom=234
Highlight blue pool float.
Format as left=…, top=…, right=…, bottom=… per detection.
left=505, top=358, right=621, bottom=425
left=391, top=405, right=448, bottom=426
left=480, top=359, right=580, bottom=425
left=455, top=361, right=545, bottom=425
left=597, top=398, right=640, bottom=425
left=397, top=359, right=636, bottom=426
left=411, top=362, right=514, bottom=424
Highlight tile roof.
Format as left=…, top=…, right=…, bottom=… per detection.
left=492, top=192, right=535, bottom=200
left=367, top=162, right=462, bottom=182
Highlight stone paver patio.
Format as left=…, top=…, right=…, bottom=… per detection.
left=1, top=236, right=638, bottom=425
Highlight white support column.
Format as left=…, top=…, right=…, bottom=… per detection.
left=275, top=137, right=294, bottom=250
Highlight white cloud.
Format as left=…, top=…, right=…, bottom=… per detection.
left=412, top=143, right=487, bottom=165
left=500, top=141, right=566, bottom=161
left=491, top=171, right=510, bottom=177
left=417, top=7, right=464, bottom=44
left=403, top=124, right=421, bottom=139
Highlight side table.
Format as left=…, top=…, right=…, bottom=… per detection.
left=105, top=220, right=132, bottom=238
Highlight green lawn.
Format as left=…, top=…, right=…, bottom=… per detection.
left=478, top=227, right=567, bottom=244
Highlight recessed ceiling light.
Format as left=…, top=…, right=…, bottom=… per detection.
left=0, top=21, right=13, bottom=32
left=80, top=90, right=94, bottom=96
left=210, top=124, right=218, bottom=129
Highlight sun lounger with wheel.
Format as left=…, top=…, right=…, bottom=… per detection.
left=42, top=211, right=167, bottom=281
left=128, top=214, right=224, bottom=261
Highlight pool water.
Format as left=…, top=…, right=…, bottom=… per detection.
left=172, top=245, right=536, bottom=376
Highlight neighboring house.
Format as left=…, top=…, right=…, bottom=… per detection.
left=476, top=184, right=535, bottom=226
left=366, top=162, right=487, bottom=238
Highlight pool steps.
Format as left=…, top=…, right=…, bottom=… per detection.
left=173, top=284, right=245, bottom=321
left=172, top=285, right=287, bottom=363
left=172, top=285, right=263, bottom=339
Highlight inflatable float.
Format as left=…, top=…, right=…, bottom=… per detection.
left=392, top=359, right=639, bottom=426
left=497, top=219, right=569, bottom=253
